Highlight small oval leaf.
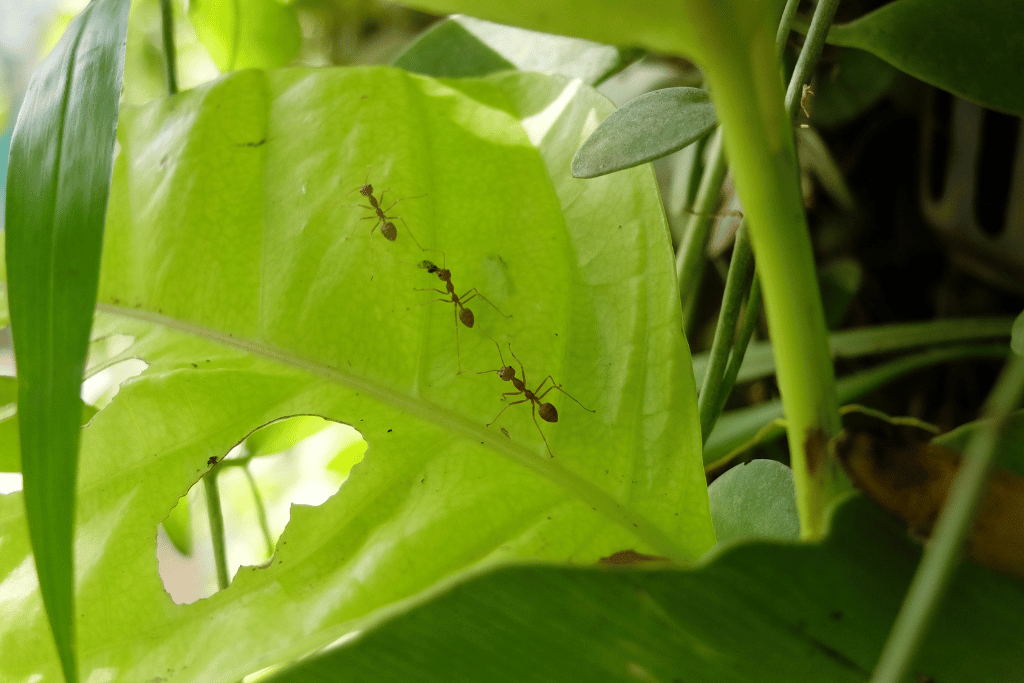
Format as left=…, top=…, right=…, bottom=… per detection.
left=572, top=87, right=717, bottom=179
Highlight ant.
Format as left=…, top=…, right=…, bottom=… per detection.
left=477, top=339, right=594, bottom=457
left=347, top=169, right=430, bottom=278
left=416, top=257, right=510, bottom=373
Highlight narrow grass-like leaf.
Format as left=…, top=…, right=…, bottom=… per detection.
left=3, top=0, right=130, bottom=679
left=824, top=0, right=1024, bottom=116
left=262, top=497, right=1024, bottom=683
left=704, top=345, right=1010, bottom=468
left=692, top=317, right=1015, bottom=386
left=572, top=88, right=717, bottom=178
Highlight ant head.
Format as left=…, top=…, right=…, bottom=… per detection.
left=498, top=365, right=516, bottom=382
left=539, top=403, right=558, bottom=423
left=360, top=183, right=373, bottom=197
left=381, top=221, right=398, bottom=241
left=436, top=268, right=452, bottom=282
left=458, top=308, right=475, bottom=328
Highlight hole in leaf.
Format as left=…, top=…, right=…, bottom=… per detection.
left=157, top=416, right=366, bottom=604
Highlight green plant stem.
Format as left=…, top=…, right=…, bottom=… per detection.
left=204, top=471, right=230, bottom=590
left=713, top=273, right=762, bottom=425
left=694, top=0, right=836, bottom=462
left=775, top=0, right=802, bottom=52
left=698, top=223, right=755, bottom=443
left=698, top=0, right=847, bottom=537
left=242, top=465, right=275, bottom=558
left=784, top=0, right=842, bottom=118
left=160, top=0, right=178, bottom=96
left=870, top=355, right=1024, bottom=683
left=675, top=128, right=726, bottom=327
left=676, top=0, right=800, bottom=325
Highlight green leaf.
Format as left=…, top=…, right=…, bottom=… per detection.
left=707, top=459, right=800, bottom=544
left=263, top=496, right=1024, bottom=682
left=825, top=0, right=1024, bottom=116
left=3, top=0, right=129, bottom=679
left=0, top=375, right=17, bottom=407
left=933, top=409, right=1024, bottom=476
left=810, top=47, right=898, bottom=128
left=572, top=88, right=717, bottom=178
left=161, top=494, right=193, bottom=556
left=0, top=401, right=100, bottom=473
left=704, top=344, right=1010, bottom=468
left=395, top=15, right=639, bottom=84
left=189, top=0, right=301, bottom=71
left=398, top=0, right=779, bottom=66
left=818, top=258, right=861, bottom=330
left=1012, top=311, right=1024, bottom=357
left=0, top=67, right=713, bottom=681
left=245, top=415, right=332, bottom=458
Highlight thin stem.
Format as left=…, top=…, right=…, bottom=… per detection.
left=784, top=0, right=841, bottom=117
left=712, top=273, right=762, bottom=431
left=698, top=223, right=755, bottom=443
left=870, top=356, right=1024, bottom=683
left=203, top=470, right=230, bottom=590
left=775, top=0, right=802, bottom=53
left=159, top=0, right=178, bottom=96
left=675, top=128, right=727, bottom=328
left=242, top=465, right=275, bottom=559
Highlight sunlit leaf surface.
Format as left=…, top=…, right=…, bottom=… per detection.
left=0, top=67, right=712, bottom=681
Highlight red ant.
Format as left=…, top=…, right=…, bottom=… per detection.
left=416, top=257, right=510, bottom=373
left=477, top=339, right=594, bottom=457
left=347, top=169, right=429, bottom=278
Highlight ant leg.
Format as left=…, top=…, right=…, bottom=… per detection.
left=486, top=398, right=529, bottom=427
left=530, top=402, right=555, bottom=457
left=412, top=297, right=455, bottom=308
left=366, top=221, right=378, bottom=281
left=413, top=287, right=451, bottom=296
left=534, top=377, right=596, bottom=413
left=453, top=303, right=464, bottom=374
left=392, top=215, right=436, bottom=253
left=381, top=194, right=427, bottom=214
left=457, top=288, right=511, bottom=318
left=475, top=330, right=507, bottom=375
left=507, top=344, right=528, bottom=388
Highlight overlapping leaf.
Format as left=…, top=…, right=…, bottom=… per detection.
left=0, top=67, right=712, bottom=681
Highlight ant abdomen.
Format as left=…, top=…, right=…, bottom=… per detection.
left=459, top=308, right=475, bottom=328
left=539, top=403, right=558, bottom=423
left=381, top=221, right=397, bottom=241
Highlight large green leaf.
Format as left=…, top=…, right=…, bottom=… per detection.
left=400, top=0, right=780, bottom=66
left=0, top=67, right=712, bottom=681
left=263, top=496, right=1024, bottom=682
left=825, top=0, right=1024, bottom=116
left=395, top=15, right=638, bottom=84
left=3, top=0, right=129, bottom=680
